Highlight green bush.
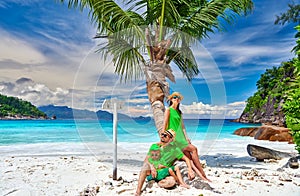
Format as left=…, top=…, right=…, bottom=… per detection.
left=283, top=59, right=300, bottom=153
left=0, top=94, right=46, bottom=118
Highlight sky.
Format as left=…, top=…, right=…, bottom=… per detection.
left=0, top=0, right=298, bottom=119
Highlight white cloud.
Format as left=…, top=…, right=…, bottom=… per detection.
left=0, top=0, right=101, bottom=91
left=127, top=98, right=149, bottom=104
left=181, top=101, right=246, bottom=119
left=0, top=2, right=6, bottom=8
left=0, top=78, right=71, bottom=107
left=110, top=100, right=246, bottom=119
left=0, top=29, right=47, bottom=65
left=125, top=105, right=152, bottom=117
left=0, top=28, right=104, bottom=90
left=211, top=42, right=293, bottom=67
left=1, top=0, right=40, bottom=6
left=201, top=0, right=297, bottom=82
left=0, top=77, right=246, bottom=119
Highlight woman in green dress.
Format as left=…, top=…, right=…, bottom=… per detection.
left=162, top=92, right=211, bottom=182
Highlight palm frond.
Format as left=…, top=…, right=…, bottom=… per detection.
left=97, top=35, right=146, bottom=82
left=170, top=28, right=198, bottom=50
left=226, top=0, right=253, bottom=15
left=127, top=0, right=181, bottom=29
left=178, top=0, right=253, bottom=40
left=166, top=46, right=199, bottom=81
left=59, top=0, right=254, bottom=83
left=292, top=25, right=300, bottom=56
left=59, top=0, right=146, bottom=36
left=60, top=0, right=148, bottom=81
left=56, top=0, right=91, bottom=10
left=92, top=1, right=145, bottom=35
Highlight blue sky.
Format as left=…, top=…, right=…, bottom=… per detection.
left=0, top=0, right=298, bottom=119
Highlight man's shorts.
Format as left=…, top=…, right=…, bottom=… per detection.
left=146, top=166, right=175, bottom=181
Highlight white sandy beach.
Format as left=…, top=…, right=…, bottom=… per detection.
left=1, top=138, right=299, bottom=196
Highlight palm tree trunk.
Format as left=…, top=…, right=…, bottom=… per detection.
left=145, top=61, right=171, bottom=132
left=146, top=80, right=165, bottom=132
left=144, top=29, right=174, bottom=132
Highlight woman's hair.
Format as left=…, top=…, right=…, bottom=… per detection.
left=168, top=100, right=182, bottom=115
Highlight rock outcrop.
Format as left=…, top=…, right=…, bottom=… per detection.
left=234, top=127, right=259, bottom=137
left=234, top=125, right=293, bottom=143
left=237, top=97, right=285, bottom=126
left=247, top=144, right=294, bottom=161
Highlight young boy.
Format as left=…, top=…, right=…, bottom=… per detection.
left=146, top=142, right=190, bottom=188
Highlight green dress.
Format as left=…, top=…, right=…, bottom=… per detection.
left=168, top=107, right=189, bottom=149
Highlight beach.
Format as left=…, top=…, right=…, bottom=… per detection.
left=1, top=138, right=299, bottom=196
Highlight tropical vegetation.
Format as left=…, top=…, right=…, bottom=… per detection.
left=0, top=94, right=46, bottom=119
left=283, top=25, right=300, bottom=153
left=242, top=1, right=300, bottom=153
left=242, top=60, right=297, bottom=123
left=57, top=0, right=253, bottom=131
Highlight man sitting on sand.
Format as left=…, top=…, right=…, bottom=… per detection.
left=146, top=143, right=190, bottom=188
left=135, top=129, right=194, bottom=196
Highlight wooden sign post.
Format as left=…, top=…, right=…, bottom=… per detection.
left=102, top=98, right=124, bottom=180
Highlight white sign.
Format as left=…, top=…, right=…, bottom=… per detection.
left=102, top=98, right=125, bottom=110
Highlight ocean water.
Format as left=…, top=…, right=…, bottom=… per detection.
left=0, top=119, right=259, bottom=145
left=1, top=119, right=297, bottom=166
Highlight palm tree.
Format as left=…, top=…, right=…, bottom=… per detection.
left=275, top=1, right=300, bottom=25
left=57, top=0, right=253, bottom=131
left=274, top=1, right=299, bottom=55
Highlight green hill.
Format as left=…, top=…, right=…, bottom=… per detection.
left=0, top=94, right=47, bottom=119
left=238, top=59, right=299, bottom=126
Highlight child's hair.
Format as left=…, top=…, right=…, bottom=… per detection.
left=149, top=143, right=160, bottom=151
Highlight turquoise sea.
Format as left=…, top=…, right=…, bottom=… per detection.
left=0, top=119, right=259, bottom=145
left=0, top=119, right=263, bottom=156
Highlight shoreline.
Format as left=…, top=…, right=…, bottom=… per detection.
left=1, top=138, right=299, bottom=195
left=0, top=137, right=296, bottom=156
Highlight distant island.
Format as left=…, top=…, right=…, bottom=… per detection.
left=38, top=105, right=151, bottom=121
left=0, top=94, right=151, bottom=121
left=0, top=94, right=46, bottom=119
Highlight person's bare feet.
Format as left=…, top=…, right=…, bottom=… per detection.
left=180, top=183, right=190, bottom=189
left=205, top=178, right=212, bottom=183
left=188, top=171, right=195, bottom=180
left=203, top=176, right=212, bottom=182
left=135, top=191, right=141, bottom=196
left=196, top=172, right=211, bottom=182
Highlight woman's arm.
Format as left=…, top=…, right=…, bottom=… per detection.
left=181, top=116, right=190, bottom=143
left=162, top=108, right=170, bottom=133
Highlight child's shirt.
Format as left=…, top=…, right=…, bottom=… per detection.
left=148, top=158, right=161, bottom=170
